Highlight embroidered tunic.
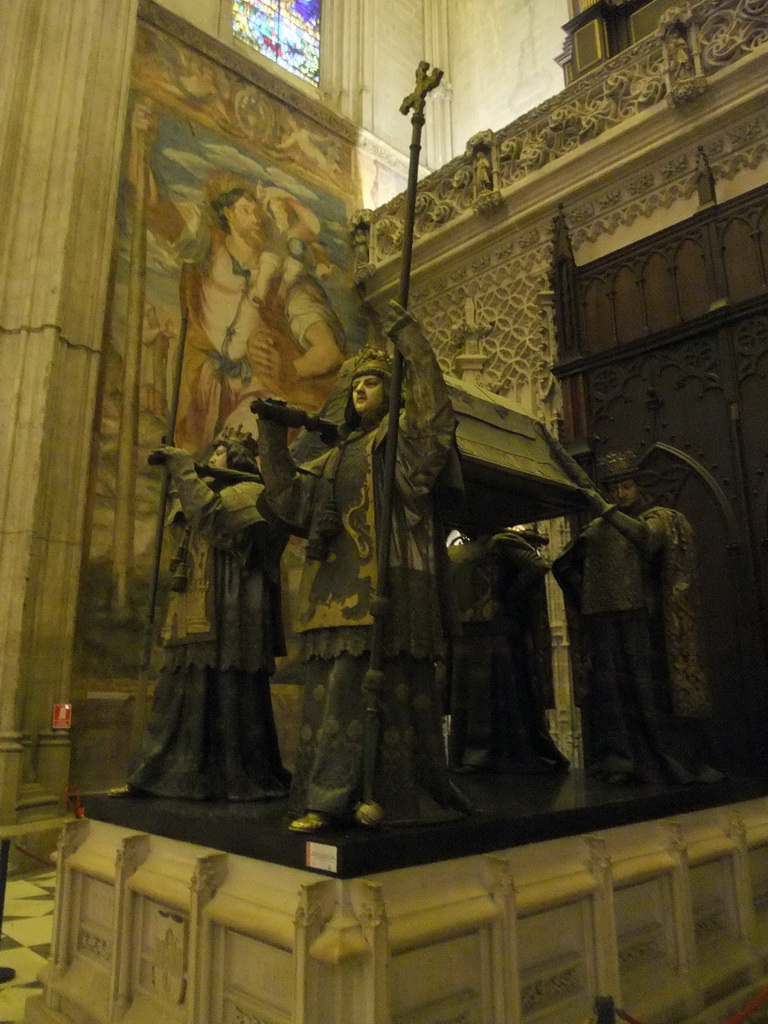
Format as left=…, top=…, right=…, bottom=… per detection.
left=258, top=317, right=455, bottom=662
left=257, top=318, right=465, bottom=821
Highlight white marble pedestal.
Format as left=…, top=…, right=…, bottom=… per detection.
left=22, top=793, right=768, bottom=1024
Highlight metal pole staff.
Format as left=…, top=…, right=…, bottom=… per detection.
left=130, top=301, right=188, bottom=755
left=358, top=61, right=443, bottom=822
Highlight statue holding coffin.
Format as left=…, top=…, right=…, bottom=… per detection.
left=552, top=451, right=723, bottom=785
left=128, top=434, right=291, bottom=800
left=253, top=304, right=468, bottom=831
left=448, top=527, right=569, bottom=774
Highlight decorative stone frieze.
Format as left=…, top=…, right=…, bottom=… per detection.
left=364, top=0, right=768, bottom=268
left=697, top=0, right=768, bottom=74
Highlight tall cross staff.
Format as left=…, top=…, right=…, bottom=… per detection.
left=358, top=61, right=444, bottom=824
left=129, top=300, right=189, bottom=757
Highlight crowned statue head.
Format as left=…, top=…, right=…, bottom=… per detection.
left=206, top=425, right=260, bottom=475
left=598, top=448, right=649, bottom=511
left=344, top=346, right=394, bottom=429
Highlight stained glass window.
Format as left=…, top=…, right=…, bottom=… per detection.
left=233, top=0, right=321, bottom=86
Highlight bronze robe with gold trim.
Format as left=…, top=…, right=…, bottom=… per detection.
left=130, top=453, right=290, bottom=800
left=258, top=320, right=464, bottom=821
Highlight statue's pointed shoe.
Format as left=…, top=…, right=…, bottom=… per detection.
left=288, top=811, right=329, bottom=833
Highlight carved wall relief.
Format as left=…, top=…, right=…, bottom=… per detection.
left=138, top=902, right=188, bottom=1006
left=690, top=859, right=741, bottom=955
left=614, top=876, right=678, bottom=993
left=350, top=209, right=375, bottom=284
left=517, top=900, right=594, bottom=1024
left=451, top=296, right=494, bottom=383
left=659, top=5, right=708, bottom=106
left=464, top=130, right=502, bottom=214
left=366, top=0, right=768, bottom=264
left=412, top=235, right=557, bottom=412
left=697, top=0, right=768, bottom=74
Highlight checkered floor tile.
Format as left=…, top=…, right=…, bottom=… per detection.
left=0, top=868, right=56, bottom=1024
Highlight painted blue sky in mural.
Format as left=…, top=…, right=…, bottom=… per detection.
left=114, top=106, right=364, bottom=358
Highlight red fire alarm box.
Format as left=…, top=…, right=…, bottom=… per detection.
left=52, top=703, right=72, bottom=730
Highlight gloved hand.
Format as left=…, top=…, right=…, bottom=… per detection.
left=583, top=487, right=612, bottom=514
left=384, top=299, right=416, bottom=339
left=148, top=443, right=188, bottom=466
left=251, top=398, right=308, bottom=428
left=251, top=399, right=339, bottom=446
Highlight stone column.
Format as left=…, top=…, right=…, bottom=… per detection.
left=423, top=0, right=453, bottom=167
left=0, top=0, right=139, bottom=822
left=322, top=0, right=376, bottom=130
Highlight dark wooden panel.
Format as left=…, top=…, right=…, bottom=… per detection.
left=674, top=238, right=711, bottom=321
left=581, top=278, right=615, bottom=353
left=614, top=265, right=646, bottom=344
left=642, top=250, right=678, bottom=333
left=722, top=218, right=763, bottom=303
left=732, top=314, right=768, bottom=620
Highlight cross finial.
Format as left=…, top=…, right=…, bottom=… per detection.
left=400, top=61, right=443, bottom=118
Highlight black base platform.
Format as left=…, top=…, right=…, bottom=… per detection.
left=84, top=771, right=768, bottom=879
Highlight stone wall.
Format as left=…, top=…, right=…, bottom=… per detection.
left=447, top=0, right=569, bottom=154
left=0, top=0, right=139, bottom=823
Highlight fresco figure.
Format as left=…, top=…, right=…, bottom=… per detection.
left=253, top=303, right=468, bottom=831
left=141, top=303, right=173, bottom=419
left=129, top=101, right=345, bottom=455
left=448, top=527, right=569, bottom=774
left=129, top=435, right=291, bottom=800
left=553, top=456, right=723, bottom=785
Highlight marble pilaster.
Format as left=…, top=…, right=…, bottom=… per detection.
left=0, top=0, right=139, bottom=821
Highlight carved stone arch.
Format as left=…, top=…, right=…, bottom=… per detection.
left=639, top=441, right=750, bottom=768
left=641, top=441, right=740, bottom=547
left=641, top=250, right=677, bottom=334
left=720, top=215, right=763, bottom=302
left=672, top=237, right=710, bottom=320
left=612, top=263, right=646, bottom=344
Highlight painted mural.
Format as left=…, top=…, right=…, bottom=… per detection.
left=73, top=21, right=368, bottom=717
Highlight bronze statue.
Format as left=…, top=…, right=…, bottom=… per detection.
left=553, top=453, right=723, bottom=785
left=253, top=303, right=468, bottom=831
left=128, top=435, right=291, bottom=800
left=448, top=527, right=569, bottom=774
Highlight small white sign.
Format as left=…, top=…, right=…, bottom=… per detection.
left=306, top=841, right=338, bottom=873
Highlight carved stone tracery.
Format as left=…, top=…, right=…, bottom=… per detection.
left=697, top=0, right=768, bottom=72
left=413, top=239, right=556, bottom=407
